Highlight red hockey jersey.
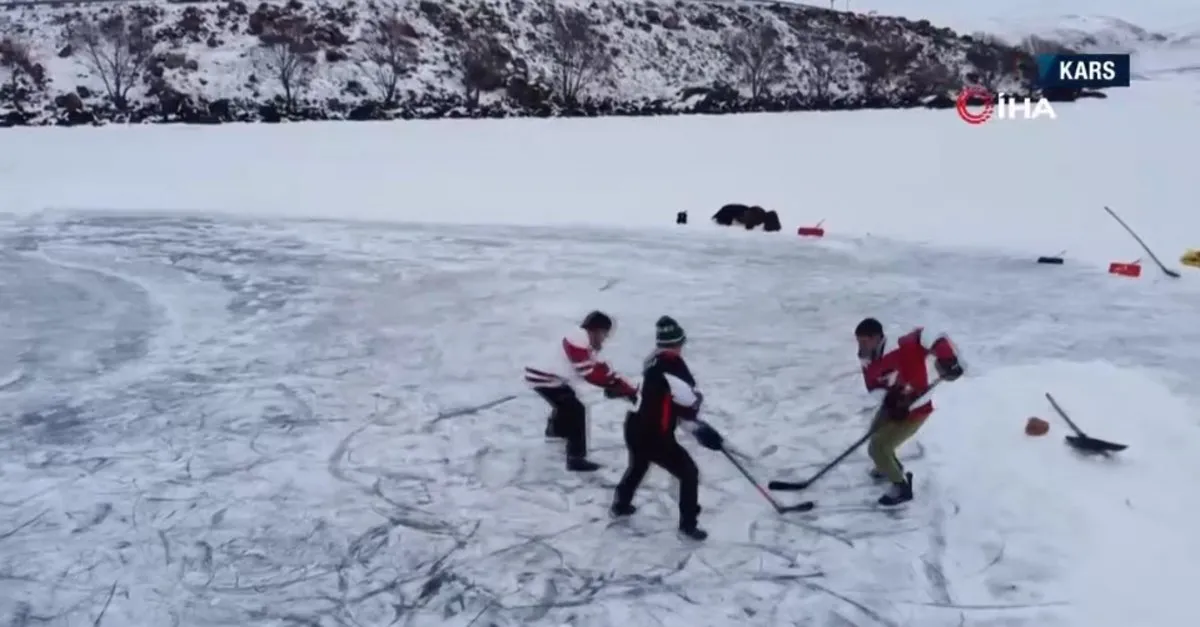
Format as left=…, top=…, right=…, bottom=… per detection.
left=524, top=328, right=634, bottom=393
left=860, top=327, right=958, bottom=419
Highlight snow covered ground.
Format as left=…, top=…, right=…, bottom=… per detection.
left=4, top=35, right=1200, bottom=627
left=4, top=74, right=1198, bottom=263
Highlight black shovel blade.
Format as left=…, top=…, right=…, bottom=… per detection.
left=1066, top=434, right=1127, bottom=453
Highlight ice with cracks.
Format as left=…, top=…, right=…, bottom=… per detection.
left=2, top=212, right=1199, bottom=626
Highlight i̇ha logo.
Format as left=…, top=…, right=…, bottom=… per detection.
left=956, top=86, right=1056, bottom=125
left=956, top=86, right=994, bottom=124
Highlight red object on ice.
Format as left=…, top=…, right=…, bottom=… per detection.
left=1108, top=262, right=1141, bottom=277
left=797, top=225, right=825, bottom=237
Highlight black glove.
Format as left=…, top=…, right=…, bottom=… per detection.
left=604, top=387, right=637, bottom=404
left=882, top=388, right=910, bottom=421
left=603, top=379, right=637, bottom=403
left=936, top=357, right=964, bottom=381
left=692, top=421, right=723, bottom=451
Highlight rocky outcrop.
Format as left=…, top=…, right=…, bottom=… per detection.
left=0, top=0, right=1049, bottom=126
left=712, top=204, right=781, bottom=232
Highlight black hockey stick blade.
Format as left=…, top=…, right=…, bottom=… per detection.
left=768, top=480, right=810, bottom=491
left=1066, top=434, right=1128, bottom=453
left=719, top=448, right=809, bottom=515
left=768, top=379, right=944, bottom=494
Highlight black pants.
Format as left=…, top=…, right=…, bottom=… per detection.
left=535, top=385, right=587, bottom=459
left=614, top=412, right=700, bottom=527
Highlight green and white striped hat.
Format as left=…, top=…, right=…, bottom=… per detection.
left=655, top=316, right=686, bottom=347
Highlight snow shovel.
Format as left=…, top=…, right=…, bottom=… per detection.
left=1044, top=393, right=1127, bottom=453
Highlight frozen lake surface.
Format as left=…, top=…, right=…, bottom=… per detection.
left=2, top=214, right=1198, bottom=626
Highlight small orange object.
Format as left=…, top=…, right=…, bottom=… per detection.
left=1108, top=262, right=1141, bottom=277
left=1025, top=416, right=1050, bottom=436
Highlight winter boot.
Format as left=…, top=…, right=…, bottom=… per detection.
left=878, top=472, right=913, bottom=506
left=678, top=523, right=708, bottom=541
left=610, top=502, right=636, bottom=518
left=678, top=505, right=706, bottom=540
left=567, top=456, right=601, bottom=472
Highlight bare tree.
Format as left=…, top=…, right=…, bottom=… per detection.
left=969, top=31, right=1006, bottom=47
left=798, top=41, right=839, bottom=103
left=963, top=45, right=1007, bottom=91
left=966, top=31, right=1054, bottom=90
left=358, top=5, right=419, bottom=106
left=722, top=21, right=788, bottom=102
left=460, top=32, right=508, bottom=108
left=254, top=17, right=316, bottom=114
left=0, top=36, right=48, bottom=115
left=64, top=10, right=155, bottom=110
left=545, top=5, right=609, bottom=105
left=909, top=61, right=959, bottom=97
left=855, top=40, right=920, bottom=99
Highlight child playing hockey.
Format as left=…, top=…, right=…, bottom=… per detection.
left=611, top=316, right=723, bottom=540
left=523, top=311, right=638, bottom=471
left=854, top=317, right=964, bottom=506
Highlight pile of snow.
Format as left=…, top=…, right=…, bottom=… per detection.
left=0, top=0, right=1039, bottom=125
left=930, top=360, right=1200, bottom=626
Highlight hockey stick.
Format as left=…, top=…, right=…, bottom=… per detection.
left=768, top=378, right=942, bottom=491
left=1102, top=206, right=1181, bottom=278
left=767, top=428, right=877, bottom=491
left=431, top=395, right=518, bottom=423
left=722, top=448, right=815, bottom=513
left=1045, top=393, right=1127, bottom=454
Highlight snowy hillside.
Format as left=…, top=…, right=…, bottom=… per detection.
left=808, top=0, right=1200, bottom=80
left=0, top=0, right=1046, bottom=125
left=1007, top=15, right=1200, bottom=79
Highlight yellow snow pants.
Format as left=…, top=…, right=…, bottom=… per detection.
left=867, top=409, right=926, bottom=483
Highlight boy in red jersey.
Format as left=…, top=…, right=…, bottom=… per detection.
left=854, top=317, right=964, bottom=506
left=524, top=311, right=637, bottom=471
